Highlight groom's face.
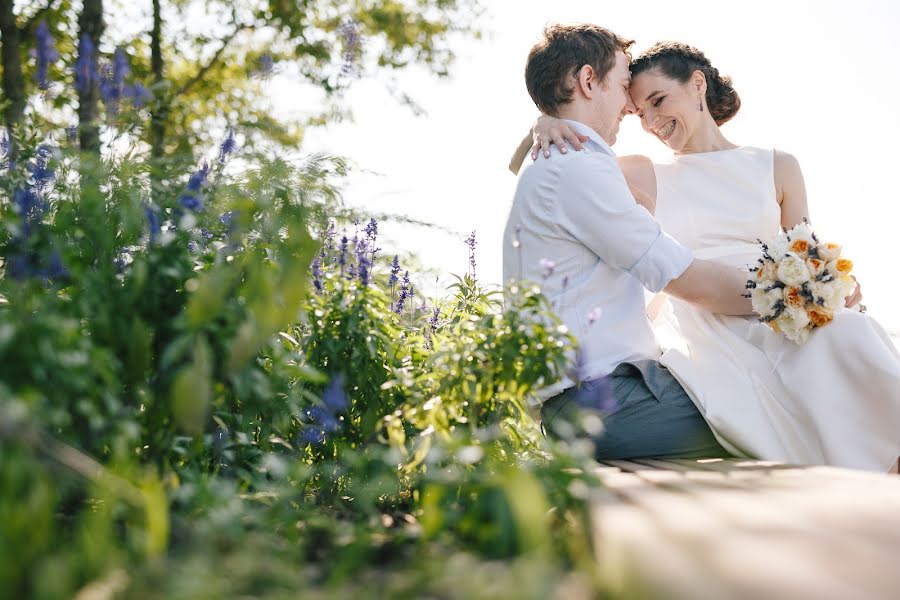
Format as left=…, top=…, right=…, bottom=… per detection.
left=595, top=51, right=636, bottom=145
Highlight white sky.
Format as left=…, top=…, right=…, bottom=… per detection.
left=274, top=0, right=900, bottom=331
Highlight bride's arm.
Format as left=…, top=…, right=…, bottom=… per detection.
left=774, top=149, right=809, bottom=228
left=775, top=150, right=863, bottom=308
left=509, top=116, right=590, bottom=174
left=509, top=132, right=532, bottom=174
left=618, top=155, right=657, bottom=214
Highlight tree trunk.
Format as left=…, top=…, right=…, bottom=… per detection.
left=0, top=0, right=25, bottom=138
left=149, top=0, right=166, bottom=160
left=77, top=0, right=104, bottom=155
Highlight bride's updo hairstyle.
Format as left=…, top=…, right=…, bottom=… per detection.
left=630, top=42, right=741, bottom=126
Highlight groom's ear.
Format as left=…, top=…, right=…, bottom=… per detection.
left=576, top=64, right=597, bottom=97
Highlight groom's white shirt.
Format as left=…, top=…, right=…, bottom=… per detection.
left=503, top=119, right=693, bottom=401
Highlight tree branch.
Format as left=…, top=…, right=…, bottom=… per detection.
left=19, top=0, right=57, bottom=37
left=174, top=23, right=250, bottom=99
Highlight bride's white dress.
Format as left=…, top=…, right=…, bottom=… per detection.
left=651, top=146, right=900, bottom=471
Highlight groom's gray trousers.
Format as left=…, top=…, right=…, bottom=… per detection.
left=540, top=360, right=729, bottom=459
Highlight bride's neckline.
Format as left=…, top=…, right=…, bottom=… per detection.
left=673, top=145, right=746, bottom=158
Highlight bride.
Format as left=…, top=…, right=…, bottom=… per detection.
left=512, top=41, right=900, bottom=473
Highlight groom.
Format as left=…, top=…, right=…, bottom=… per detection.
left=504, top=24, right=753, bottom=459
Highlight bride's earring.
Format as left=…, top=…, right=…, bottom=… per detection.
left=698, top=96, right=704, bottom=112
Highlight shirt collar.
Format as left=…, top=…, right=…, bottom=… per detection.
left=561, top=119, right=616, bottom=158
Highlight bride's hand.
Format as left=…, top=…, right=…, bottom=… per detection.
left=845, top=275, right=863, bottom=309
left=531, top=115, right=590, bottom=160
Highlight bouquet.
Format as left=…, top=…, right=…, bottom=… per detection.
left=746, top=220, right=855, bottom=344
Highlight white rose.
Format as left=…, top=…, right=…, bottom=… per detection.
left=805, top=258, right=826, bottom=278
left=767, top=235, right=790, bottom=262
left=751, top=286, right=783, bottom=318
left=777, top=254, right=811, bottom=287
left=777, top=307, right=811, bottom=344
left=788, top=222, right=815, bottom=245
left=818, top=242, right=842, bottom=262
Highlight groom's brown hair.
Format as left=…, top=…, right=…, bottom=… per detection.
left=526, top=24, right=634, bottom=116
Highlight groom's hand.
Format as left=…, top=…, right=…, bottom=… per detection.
left=845, top=275, right=863, bottom=309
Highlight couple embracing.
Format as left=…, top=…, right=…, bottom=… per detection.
left=504, top=23, right=900, bottom=473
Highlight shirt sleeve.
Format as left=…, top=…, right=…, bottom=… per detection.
left=555, top=152, right=693, bottom=292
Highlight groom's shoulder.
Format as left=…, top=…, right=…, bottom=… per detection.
left=522, top=144, right=620, bottom=181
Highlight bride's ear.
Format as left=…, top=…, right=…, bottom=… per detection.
left=691, top=69, right=708, bottom=95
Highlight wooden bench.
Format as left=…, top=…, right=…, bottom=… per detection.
left=590, top=458, right=900, bottom=600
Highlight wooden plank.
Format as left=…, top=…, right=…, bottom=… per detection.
left=590, top=460, right=900, bottom=599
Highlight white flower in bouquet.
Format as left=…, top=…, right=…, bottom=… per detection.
left=777, top=254, right=812, bottom=287
left=776, top=306, right=811, bottom=344
left=818, top=242, right=843, bottom=262
left=767, top=235, right=790, bottom=262
left=805, top=257, right=826, bottom=278
left=751, top=286, right=783, bottom=318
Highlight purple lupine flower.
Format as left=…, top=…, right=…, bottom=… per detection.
left=179, top=161, right=211, bottom=211
left=339, top=19, right=362, bottom=75
left=99, top=48, right=131, bottom=114
left=145, top=205, right=161, bottom=243
left=388, top=255, right=400, bottom=287
left=27, top=145, right=54, bottom=192
left=298, top=426, right=326, bottom=447
left=219, top=210, right=237, bottom=228
left=125, top=82, right=153, bottom=108
left=311, top=256, right=323, bottom=293
left=75, top=34, right=99, bottom=95
left=395, top=271, right=410, bottom=314
left=338, top=235, right=348, bottom=272
left=256, top=53, right=275, bottom=79
left=539, top=257, right=556, bottom=279
left=354, top=234, right=368, bottom=266
left=322, top=374, right=349, bottom=412
left=465, top=231, right=477, bottom=277
left=358, top=258, right=370, bottom=286
left=325, top=221, right=336, bottom=253
left=13, top=187, right=47, bottom=236
left=32, top=21, right=59, bottom=90
left=217, top=128, right=237, bottom=164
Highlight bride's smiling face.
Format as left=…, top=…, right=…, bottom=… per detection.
left=630, top=68, right=704, bottom=152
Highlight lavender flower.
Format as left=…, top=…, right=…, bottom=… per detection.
left=126, top=82, right=153, bottom=108
left=27, top=145, right=54, bottom=192
left=145, top=205, right=161, bottom=243
left=99, top=48, right=131, bottom=113
left=358, top=258, right=370, bottom=287
left=389, top=255, right=400, bottom=287
left=311, top=256, right=323, bottom=293
left=298, top=374, right=348, bottom=447
left=217, top=128, right=237, bottom=163
left=255, top=53, right=275, bottom=79
left=339, top=19, right=362, bottom=75
left=32, top=21, right=59, bottom=90
left=179, top=161, right=211, bottom=211
left=465, top=231, right=477, bottom=277
left=429, top=307, right=440, bottom=332
left=364, top=217, right=379, bottom=262
left=75, top=35, right=99, bottom=95
left=539, top=257, right=556, bottom=279
left=338, top=235, right=348, bottom=272
left=325, top=221, right=336, bottom=253
left=395, top=270, right=410, bottom=314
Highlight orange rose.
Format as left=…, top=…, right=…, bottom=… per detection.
left=808, top=308, right=834, bottom=327
left=783, top=286, right=805, bottom=309
left=835, top=258, right=853, bottom=274
left=806, top=258, right=825, bottom=277
left=790, top=239, right=809, bottom=255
